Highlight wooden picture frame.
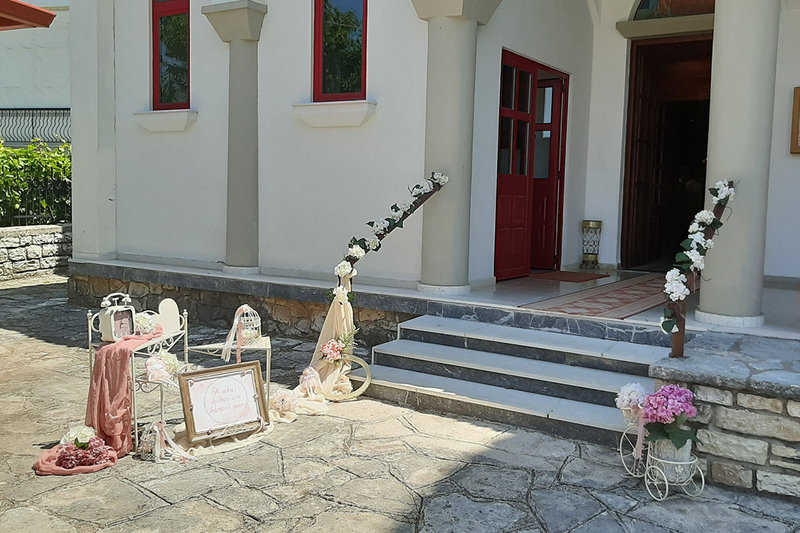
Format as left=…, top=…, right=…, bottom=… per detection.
left=792, top=87, right=800, bottom=154
left=178, top=361, right=268, bottom=442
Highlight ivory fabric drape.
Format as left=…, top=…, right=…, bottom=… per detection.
left=308, top=273, right=356, bottom=397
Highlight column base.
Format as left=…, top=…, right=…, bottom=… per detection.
left=695, top=309, right=765, bottom=328
left=222, top=265, right=260, bottom=275
left=417, top=282, right=471, bottom=296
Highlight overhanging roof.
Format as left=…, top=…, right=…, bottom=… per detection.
left=0, top=0, right=56, bottom=31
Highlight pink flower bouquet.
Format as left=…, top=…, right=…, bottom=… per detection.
left=642, top=384, right=699, bottom=450
left=321, top=339, right=345, bottom=364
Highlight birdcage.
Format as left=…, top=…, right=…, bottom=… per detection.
left=238, top=306, right=262, bottom=345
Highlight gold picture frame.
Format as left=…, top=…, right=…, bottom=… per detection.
left=178, top=361, right=268, bottom=442
left=792, top=87, right=800, bottom=154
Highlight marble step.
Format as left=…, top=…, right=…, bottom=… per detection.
left=373, top=339, right=654, bottom=408
left=350, top=365, right=626, bottom=445
left=399, top=315, right=668, bottom=377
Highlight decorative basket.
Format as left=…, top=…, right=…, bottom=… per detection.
left=621, top=406, right=642, bottom=427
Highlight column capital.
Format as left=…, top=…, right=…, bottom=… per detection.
left=202, top=0, right=267, bottom=42
left=411, top=0, right=502, bottom=25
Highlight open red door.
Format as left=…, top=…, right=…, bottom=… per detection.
left=495, top=51, right=568, bottom=280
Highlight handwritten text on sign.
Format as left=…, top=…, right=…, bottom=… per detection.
left=189, top=370, right=260, bottom=434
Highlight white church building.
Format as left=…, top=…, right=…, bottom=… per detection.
left=67, top=0, right=799, bottom=331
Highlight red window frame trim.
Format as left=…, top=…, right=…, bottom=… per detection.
left=152, top=0, right=190, bottom=111
left=313, top=0, right=367, bottom=102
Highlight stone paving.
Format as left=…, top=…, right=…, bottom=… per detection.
left=1, top=275, right=799, bottom=532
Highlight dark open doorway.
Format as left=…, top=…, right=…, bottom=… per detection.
left=621, top=35, right=712, bottom=271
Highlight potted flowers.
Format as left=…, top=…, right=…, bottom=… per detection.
left=615, top=382, right=649, bottom=426
left=642, top=384, right=699, bottom=482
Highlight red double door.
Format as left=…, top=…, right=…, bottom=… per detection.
left=494, top=50, right=568, bottom=281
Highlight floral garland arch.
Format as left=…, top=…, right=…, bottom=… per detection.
left=660, top=180, right=735, bottom=357
left=303, top=172, right=449, bottom=401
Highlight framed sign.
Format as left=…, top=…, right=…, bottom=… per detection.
left=792, top=87, right=800, bottom=155
left=178, top=361, right=268, bottom=442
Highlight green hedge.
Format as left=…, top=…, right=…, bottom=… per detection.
left=0, top=139, right=71, bottom=227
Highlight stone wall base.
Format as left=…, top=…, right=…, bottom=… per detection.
left=655, top=379, right=800, bottom=499
left=68, top=274, right=415, bottom=347
left=1, top=224, right=71, bottom=281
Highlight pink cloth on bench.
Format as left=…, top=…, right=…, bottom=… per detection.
left=84, top=328, right=163, bottom=457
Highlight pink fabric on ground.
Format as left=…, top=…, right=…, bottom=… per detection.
left=33, top=445, right=117, bottom=476
left=84, top=328, right=163, bottom=457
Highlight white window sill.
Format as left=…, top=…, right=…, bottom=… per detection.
left=133, top=109, right=198, bottom=132
left=292, top=100, right=377, bottom=128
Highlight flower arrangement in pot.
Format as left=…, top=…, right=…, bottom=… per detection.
left=615, top=383, right=649, bottom=427
left=642, top=384, right=700, bottom=481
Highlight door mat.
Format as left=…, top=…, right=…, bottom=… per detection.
left=529, top=271, right=609, bottom=283
left=520, top=272, right=667, bottom=319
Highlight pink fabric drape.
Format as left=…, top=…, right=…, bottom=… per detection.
left=84, top=328, right=162, bottom=457
left=33, top=446, right=117, bottom=476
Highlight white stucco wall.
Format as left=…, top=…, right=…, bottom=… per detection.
left=765, top=5, right=800, bottom=278
left=582, top=0, right=633, bottom=268
left=0, top=2, right=70, bottom=108
left=257, top=0, right=427, bottom=285
left=100, top=0, right=427, bottom=282
left=111, top=1, right=229, bottom=265
left=469, top=0, right=595, bottom=282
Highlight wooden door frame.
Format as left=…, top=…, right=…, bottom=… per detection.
left=495, top=49, right=569, bottom=278
left=620, top=33, right=712, bottom=268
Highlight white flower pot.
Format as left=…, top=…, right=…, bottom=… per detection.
left=649, top=439, right=693, bottom=483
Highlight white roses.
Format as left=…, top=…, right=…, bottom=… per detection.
left=694, top=210, right=715, bottom=226
left=711, top=180, right=735, bottom=204
left=334, top=260, right=353, bottom=278
left=664, top=269, right=690, bottom=301
left=347, top=245, right=365, bottom=260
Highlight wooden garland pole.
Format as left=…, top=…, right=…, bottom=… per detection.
left=669, top=183, right=731, bottom=358
left=325, top=174, right=447, bottom=400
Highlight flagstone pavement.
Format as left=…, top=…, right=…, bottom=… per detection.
left=1, top=275, right=798, bottom=533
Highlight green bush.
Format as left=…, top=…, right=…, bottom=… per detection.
left=0, top=139, right=71, bottom=227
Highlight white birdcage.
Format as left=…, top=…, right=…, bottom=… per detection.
left=238, top=306, right=262, bottom=345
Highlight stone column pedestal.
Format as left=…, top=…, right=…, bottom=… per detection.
left=412, top=0, right=502, bottom=295
left=696, top=0, right=781, bottom=328
left=203, top=0, right=267, bottom=272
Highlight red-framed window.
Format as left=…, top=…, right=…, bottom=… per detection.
left=313, top=0, right=367, bottom=102
left=152, top=0, right=190, bottom=110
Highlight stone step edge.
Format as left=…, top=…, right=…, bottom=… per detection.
left=350, top=365, right=626, bottom=433
left=374, top=339, right=654, bottom=395
left=399, top=315, right=668, bottom=366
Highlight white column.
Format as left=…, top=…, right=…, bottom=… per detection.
left=203, top=0, right=266, bottom=273
left=69, top=0, right=116, bottom=259
left=696, top=0, right=781, bottom=327
left=412, top=0, right=502, bottom=295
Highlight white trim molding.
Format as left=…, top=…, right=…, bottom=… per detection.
left=133, top=109, right=198, bottom=133
left=695, top=309, right=766, bottom=328
left=292, top=100, right=377, bottom=128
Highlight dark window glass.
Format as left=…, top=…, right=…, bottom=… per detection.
left=321, top=0, right=364, bottom=95
left=501, top=65, right=515, bottom=109
left=158, top=13, right=189, bottom=105
left=518, top=71, right=531, bottom=113
left=516, top=121, right=529, bottom=176
left=533, top=130, right=551, bottom=178
left=498, top=117, right=513, bottom=175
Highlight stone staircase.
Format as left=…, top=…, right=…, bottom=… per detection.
left=351, top=315, right=665, bottom=445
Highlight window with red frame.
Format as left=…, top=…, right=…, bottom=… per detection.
left=152, top=0, right=189, bottom=110
left=314, top=0, right=366, bottom=102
